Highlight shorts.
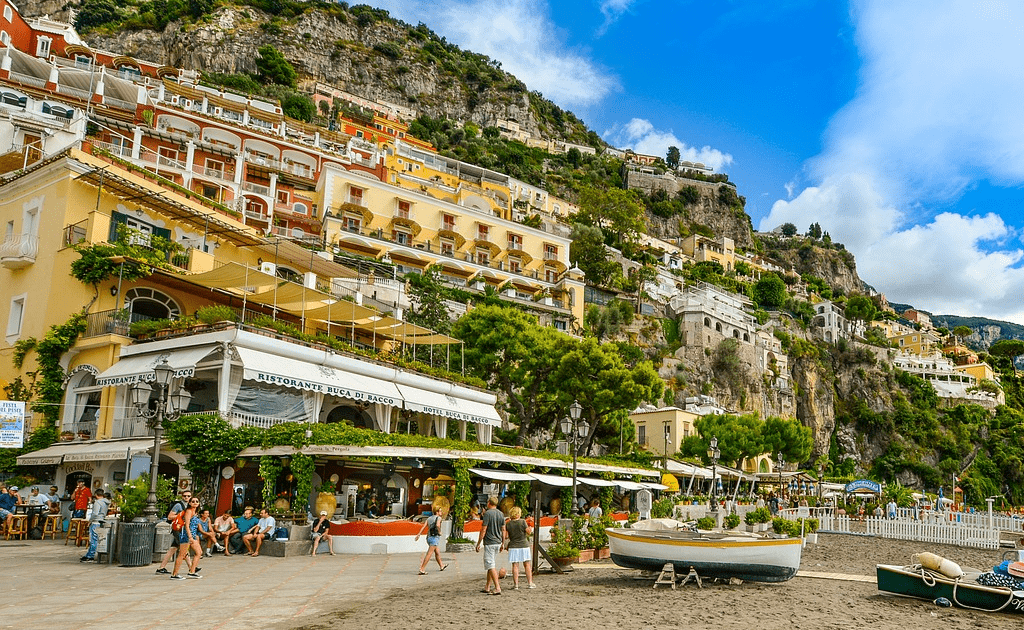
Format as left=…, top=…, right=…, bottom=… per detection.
left=483, top=544, right=501, bottom=570
left=425, top=535, right=440, bottom=547
left=508, top=547, right=531, bottom=564
left=0, top=508, right=10, bottom=520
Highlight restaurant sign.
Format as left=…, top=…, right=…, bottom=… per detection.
left=0, top=401, right=26, bottom=449
left=844, top=479, right=882, bottom=494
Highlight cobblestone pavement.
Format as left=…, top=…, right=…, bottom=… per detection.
left=0, top=538, right=470, bottom=629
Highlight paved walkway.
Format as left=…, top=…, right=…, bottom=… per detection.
left=0, top=538, right=473, bottom=630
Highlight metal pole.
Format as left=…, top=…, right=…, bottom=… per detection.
left=571, top=439, right=578, bottom=517
left=142, top=383, right=166, bottom=520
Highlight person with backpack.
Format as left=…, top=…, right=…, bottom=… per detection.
left=170, top=497, right=203, bottom=579
left=310, top=510, right=334, bottom=557
left=155, top=491, right=191, bottom=575
left=415, top=505, right=448, bottom=575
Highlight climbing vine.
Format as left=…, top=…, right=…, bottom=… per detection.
left=511, top=463, right=533, bottom=511
left=599, top=471, right=615, bottom=513
left=291, top=453, right=315, bottom=513
left=259, top=456, right=283, bottom=508
left=451, top=458, right=476, bottom=533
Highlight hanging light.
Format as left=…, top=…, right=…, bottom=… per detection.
left=169, top=388, right=192, bottom=414
left=130, top=381, right=153, bottom=407
left=153, top=358, right=174, bottom=388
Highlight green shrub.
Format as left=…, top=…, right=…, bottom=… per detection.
left=696, top=516, right=715, bottom=530
left=195, top=304, right=238, bottom=324
left=744, top=506, right=771, bottom=525
left=723, top=513, right=741, bottom=529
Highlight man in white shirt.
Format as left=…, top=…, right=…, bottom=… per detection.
left=28, top=488, right=48, bottom=506
left=45, top=486, right=62, bottom=514
left=242, top=508, right=276, bottom=557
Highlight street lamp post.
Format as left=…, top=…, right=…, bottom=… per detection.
left=130, top=359, right=192, bottom=520
left=707, top=436, right=720, bottom=512
left=776, top=452, right=785, bottom=500
left=559, top=401, right=588, bottom=515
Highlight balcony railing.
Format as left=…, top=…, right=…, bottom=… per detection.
left=63, top=220, right=88, bottom=248
left=83, top=309, right=162, bottom=339
left=346, top=195, right=366, bottom=207
left=244, top=209, right=270, bottom=222
left=0, top=233, right=39, bottom=268
left=61, top=421, right=98, bottom=440
left=112, top=417, right=154, bottom=439
left=193, top=164, right=235, bottom=182
left=242, top=181, right=270, bottom=196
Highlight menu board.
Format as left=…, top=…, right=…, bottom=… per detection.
left=0, top=401, right=26, bottom=448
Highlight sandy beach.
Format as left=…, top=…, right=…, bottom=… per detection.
left=289, top=534, right=1021, bottom=630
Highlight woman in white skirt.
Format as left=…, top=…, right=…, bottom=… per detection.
left=504, top=506, right=536, bottom=589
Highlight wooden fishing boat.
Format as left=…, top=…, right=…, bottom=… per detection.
left=876, top=564, right=1024, bottom=614
left=606, top=527, right=803, bottom=583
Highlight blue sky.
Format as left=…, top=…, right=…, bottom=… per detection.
left=368, top=0, right=1024, bottom=324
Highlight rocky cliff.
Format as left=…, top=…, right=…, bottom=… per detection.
left=760, top=237, right=865, bottom=296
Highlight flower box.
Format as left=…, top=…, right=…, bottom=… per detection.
left=596, top=547, right=610, bottom=560
left=578, top=548, right=595, bottom=563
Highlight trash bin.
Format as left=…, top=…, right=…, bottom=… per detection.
left=118, top=521, right=156, bottom=567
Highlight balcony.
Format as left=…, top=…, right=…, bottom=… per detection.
left=112, top=417, right=154, bottom=439
left=244, top=208, right=270, bottom=222
left=346, top=195, right=367, bottom=208
left=193, top=164, right=235, bottom=183
left=63, top=221, right=88, bottom=248
left=242, top=181, right=271, bottom=196
left=0, top=234, right=39, bottom=269
left=61, top=421, right=98, bottom=441
left=83, top=309, right=162, bottom=339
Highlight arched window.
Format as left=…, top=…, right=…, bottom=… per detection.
left=63, top=371, right=101, bottom=434
left=276, top=266, right=303, bottom=284
left=703, top=317, right=711, bottom=328
left=292, top=202, right=308, bottom=215
left=124, top=287, right=181, bottom=319
left=733, top=330, right=740, bottom=339
left=715, top=322, right=722, bottom=333
left=743, top=333, right=749, bottom=342
left=325, top=405, right=373, bottom=429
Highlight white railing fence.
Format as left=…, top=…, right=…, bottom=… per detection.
left=866, top=516, right=1001, bottom=550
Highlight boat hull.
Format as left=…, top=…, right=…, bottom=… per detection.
left=876, top=564, right=1024, bottom=614
left=607, top=529, right=802, bottom=583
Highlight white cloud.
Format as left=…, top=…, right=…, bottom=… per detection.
left=604, top=118, right=733, bottom=172
left=759, top=0, right=1024, bottom=322
left=597, top=0, right=637, bottom=35
left=367, top=0, right=617, bottom=108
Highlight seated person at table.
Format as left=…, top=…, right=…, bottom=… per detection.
left=28, top=488, right=48, bottom=506
left=213, top=509, right=237, bottom=555
left=230, top=507, right=259, bottom=554
left=0, top=484, right=20, bottom=530
left=242, top=508, right=276, bottom=556
left=45, top=487, right=61, bottom=514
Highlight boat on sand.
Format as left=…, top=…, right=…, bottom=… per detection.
left=606, top=519, right=803, bottom=583
left=877, top=561, right=1024, bottom=614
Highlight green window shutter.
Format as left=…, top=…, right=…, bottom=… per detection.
left=154, top=226, right=171, bottom=241
left=109, top=211, right=128, bottom=242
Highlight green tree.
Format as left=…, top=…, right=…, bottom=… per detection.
left=406, top=266, right=452, bottom=334
left=761, top=416, right=813, bottom=464
left=780, top=223, right=798, bottom=237
left=281, top=94, right=316, bottom=122
left=452, top=305, right=571, bottom=446
left=554, top=338, right=663, bottom=455
left=256, top=45, right=297, bottom=87
left=569, top=224, right=619, bottom=288
left=577, top=187, right=646, bottom=244
left=75, top=0, right=119, bottom=31
left=988, top=338, right=1024, bottom=363
left=681, top=414, right=765, bottom=467
left=952, top=326, right=973, bottom=345
left=752, top=274, right=787, bottom=309
left=844, top=295, right=877, bottom=323
left=584, top=300, right=633, bottom=342
left=807, top=222, right=822, bottom=239
left=666, top=146, right=680, bottom=169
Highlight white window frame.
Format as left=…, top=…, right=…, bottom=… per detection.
left=3, top=6, right=12, bottom=21
left=6, top=293, right=26, bottom=341
left=36, top=36, right=51, bottom=59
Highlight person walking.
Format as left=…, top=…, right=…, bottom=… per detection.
left=170, top=497, right=203, bottom=580
left=155, top=491, right=191, bottom=575
left=504, top=506, right=535, bottom=590
left=415, top=506, right=448, bottom=574
left=80, top=489, right=110, bottom=562
left=475, top=496, right=506, bottom=595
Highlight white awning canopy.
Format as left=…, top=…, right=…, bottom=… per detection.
left=577, top=477, right=618, bottom=487
left=397, top=384, right=502, bottom=427
left=528, top=472, right=574, bottom=487
left=95, top=346, right=218, bottom=387
left=613, top=480, right=646, bottom=491
left=16, top=438, right=157, bottom=466
left=640, top=482, right=669, bottom=490
left=236, top=347, right=402, bottom=406
left=468, top=468, right=534, bottom=482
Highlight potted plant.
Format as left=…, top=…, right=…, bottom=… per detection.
left=723, top=512, right=741, bottom=530
left=77, top=429, right=92, bottom=440
left=547, top=525, right=579, bottom=567
left=696, top=516, right=715, bottom=531
left=315, top=480, right=337, bottom=518
left=60, top=430, right=75, bottom=442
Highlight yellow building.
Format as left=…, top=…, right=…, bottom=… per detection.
left=954, top=362, right=997, bottom=384
left=323, top=152, right=585, bottom=329
left=629, top=406, right=698, bottom=457
left=678, top=234, right=736, bottom=271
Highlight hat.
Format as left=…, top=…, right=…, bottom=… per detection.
left=9, top=486, right=18, bottom=491
left=320, top=510, right=328, bottom=516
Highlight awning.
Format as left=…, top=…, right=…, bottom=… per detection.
left=16, top=438, right=157, bottom=466
left=95, top=346, right=219, bottom=386
left=577, top=477, right=618, bottom=487
left=236, top=347, right=401, bottom=406
left=396, top=384, right=502, bottom=427
left=528, top=472, right=574, bottom=487
left=641, top=482, right=669, bottom=490
left=468, top=468, right=534, bottom=482
left=613, top=480, right=646, bottom=491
